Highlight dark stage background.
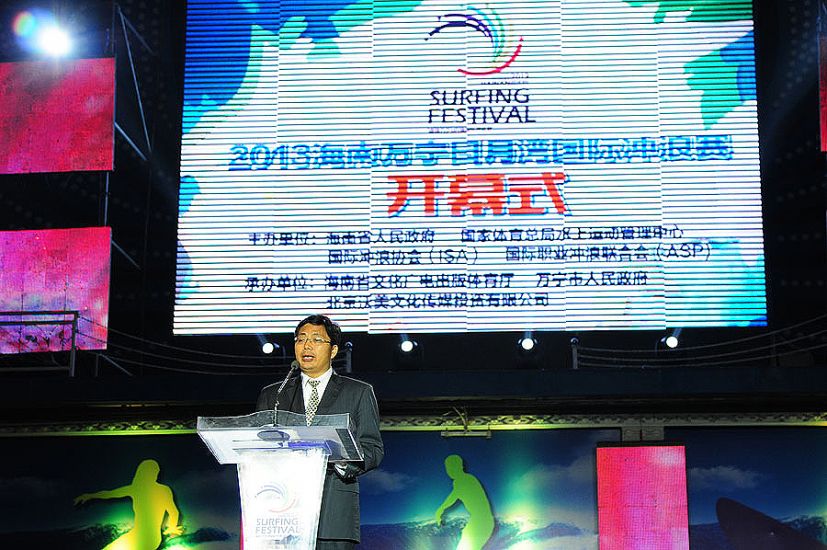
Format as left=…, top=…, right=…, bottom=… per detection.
left=0, top=1, right=826, bottom=549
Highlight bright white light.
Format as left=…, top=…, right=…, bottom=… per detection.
left=261, top=342, right=275, bottom=354
left=36, top=26, right=71, bottom=57
left=665, top=335, right=679, bottom=349
left=400, top=339, right=415, bottom=353
left=519, top=337, right=536, bottom=351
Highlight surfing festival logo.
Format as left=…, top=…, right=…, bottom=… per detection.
left=256, top=482, right=297, bottom=514
left=426, top=5, right=524, bottom=76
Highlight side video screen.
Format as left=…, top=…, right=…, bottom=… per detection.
left=0, top=57, right=115, bottom=174
left=0, top=227, right=111, bottom=353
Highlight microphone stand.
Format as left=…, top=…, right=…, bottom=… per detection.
left=274, top=360, right=299, bottom=425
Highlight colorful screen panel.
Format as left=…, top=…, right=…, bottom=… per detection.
left=0, top=227, right=111, bottom=353
left=596, top=444, right=689, bottom=550
left=0, top=57, right=114, bottom=174
left=820, top=0, right=827, bottom=151
left=176, top=0, right=766, bottom=334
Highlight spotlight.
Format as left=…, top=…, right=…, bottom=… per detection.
left=36, top=25, right=71, bottom=57
left=13, top=9, right=72, bottom=57
left=660, top=328, right=682, bottom=349
left=518, top=331, right=536, bottom=352
left=399, top=334, right=417, bottom=353
left=394, top=333, right=423, bottom=370
left=256, top=334, right=280, bottom=355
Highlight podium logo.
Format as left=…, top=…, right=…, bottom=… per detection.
left=426, top=6, right=524, bottom=76
left=256, top=483, right=297, bottom=513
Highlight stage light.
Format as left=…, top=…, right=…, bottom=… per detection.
left=36, top=25, right=71, bottom=57
left=518, top=331, right=536, bottom=352
left=394, top=334, right=422, bottom=370
left=661, top=328, right=682, bottom=349
left=399, top=334, right=417, bottom=353
left=256, top=334, right=279, bottom=355
left=12, top=9, right=73, bottom=58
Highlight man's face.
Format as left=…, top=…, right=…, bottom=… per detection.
left=294, top=323, right=338, bottom=378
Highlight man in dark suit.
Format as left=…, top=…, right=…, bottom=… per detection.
left=256, top=314, right=383, bottom=549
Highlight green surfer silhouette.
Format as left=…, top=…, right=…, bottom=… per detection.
left=435, top=454, right=495, bottom=550
left=75, top=459, right=184, bottom=550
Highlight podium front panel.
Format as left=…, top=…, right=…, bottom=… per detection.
left=237, top=447, right=327, bottom=550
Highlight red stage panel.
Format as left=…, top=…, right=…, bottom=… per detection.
left=0, top=57, right=114, bottom=174
left=821, top=31, right=827, bottom=152
left=0, top=227, right=111, bottom=353
left=597, top=444, right=689, bottom=550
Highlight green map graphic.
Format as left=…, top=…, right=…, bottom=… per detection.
left=626, top=0, right=755, bottom=128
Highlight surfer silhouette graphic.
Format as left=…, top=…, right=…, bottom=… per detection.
left=75, top=459, right=184, bottom=550
left=435, top=454, right=495, bottom=550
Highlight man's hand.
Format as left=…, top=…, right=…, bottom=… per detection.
left=333, top=462, right=360, bottom=481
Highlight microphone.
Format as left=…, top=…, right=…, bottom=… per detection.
left=274, top=360, right=299, bottom=425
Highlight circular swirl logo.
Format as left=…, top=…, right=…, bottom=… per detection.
left=426, top=6, right=524, bottom=76
left=255, top=483, right=297, bottom=514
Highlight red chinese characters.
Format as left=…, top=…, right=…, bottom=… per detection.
left=387, top=172, right=567, bottom=216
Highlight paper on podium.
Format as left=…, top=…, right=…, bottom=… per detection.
left=197, top=410, right=362, bottom=465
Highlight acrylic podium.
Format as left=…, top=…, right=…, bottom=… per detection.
left=197, top=410, right=362, bottom=550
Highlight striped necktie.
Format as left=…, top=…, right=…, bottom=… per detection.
left=306, top=379, right=321, bottom=426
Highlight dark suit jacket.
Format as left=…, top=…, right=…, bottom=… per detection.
left=256, top=370, right=384, bottom=542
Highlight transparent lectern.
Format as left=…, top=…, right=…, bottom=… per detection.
left=197, top=410, right=362, bottom=550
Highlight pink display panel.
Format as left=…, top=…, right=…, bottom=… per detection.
left=597, top=444, right=689, bottom=550
left=0, top=57, right=114, bottom=174
left=822, top=16, right=827, bottom=152
left=0, top=227, right=111, bottom=353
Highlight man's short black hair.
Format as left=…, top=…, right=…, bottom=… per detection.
left=295, top=314, right=342, bottom=347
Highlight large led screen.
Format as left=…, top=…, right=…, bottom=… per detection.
left=0, top=227, right=111, bottom=353
left=0, top=57, right=115, bottom=174
left=176, top=0, right=766, bottom=334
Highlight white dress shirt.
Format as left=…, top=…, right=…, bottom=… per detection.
left=301, top=366, right=334, bottom=408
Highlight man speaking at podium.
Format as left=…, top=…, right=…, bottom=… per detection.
left=256, top=314, right=384, bottom=549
